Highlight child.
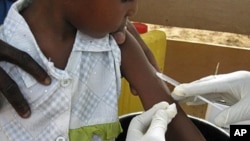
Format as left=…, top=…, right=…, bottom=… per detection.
left=0, top=0, right=205, bottom=141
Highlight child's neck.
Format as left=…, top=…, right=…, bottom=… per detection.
left=21, top=1, right=76, bottom=69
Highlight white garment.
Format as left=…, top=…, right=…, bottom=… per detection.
left=0, top=0, right=121, bottom=141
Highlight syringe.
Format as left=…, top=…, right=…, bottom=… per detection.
left=156, top=72, right=224, bottom=110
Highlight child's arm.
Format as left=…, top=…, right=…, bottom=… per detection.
left=126, top=21, right=161, bottom=72
left=119, top=31, right=206, bottom=141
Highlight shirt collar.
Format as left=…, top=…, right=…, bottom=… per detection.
left=73, top=31, right=113, bottom=52
left=3, top=0, right=118, bottom=87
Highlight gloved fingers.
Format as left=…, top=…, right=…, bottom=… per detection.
left=171, top=73, right=242, bottom=99
left=141, top=104, right=177, bottom=141
left=126, top=129, right=144, bottom=141
left=128, top=102, right=170, bottom=131
left=148, top=103, right=177, bottom=130
left=215, top=98, right=250, bottom=127
left=126, top=102, right=170, bottom=141
left=172, top=81, right=224, bottom=98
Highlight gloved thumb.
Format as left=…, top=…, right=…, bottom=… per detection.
left=215, top=98, right=250, bottom=127
left=147, top=103, right=177, bottom=131
left=142, top=104, right=177, bottom=141
left=133, top=101, right=170, bottom=129
left=126, top=102, right=170, bottom=141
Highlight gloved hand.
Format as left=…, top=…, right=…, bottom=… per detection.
left=126, top=102, right=177, bottom=141
left=172, top=71, right=250, bottom=127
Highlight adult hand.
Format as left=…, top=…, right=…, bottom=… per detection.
left=112, top=30, right=126, bottom=45
left=126, top=102, right=177, bottom=141
left=0, top=39, right=51, bottom=118
left=172, top=71, right=250, bottom=127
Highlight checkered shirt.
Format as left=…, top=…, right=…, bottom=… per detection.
left=0, top=0, right=122, bottom=141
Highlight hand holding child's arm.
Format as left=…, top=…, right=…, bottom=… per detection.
left=0, top=39, right=51, bottom=118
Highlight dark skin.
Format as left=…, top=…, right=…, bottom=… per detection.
left=0, top=29, right=205, bottom=140
left=0, top=0, right=129, bottom=117
left=125, top=21, right=160, bottom=95
left=0, top=39, right=51, bottom=118
left=1, top=0, right=205, bottom=140
left=0, top=0, right=51, bottom=118
left=0, top=19, right=159, bottom=118
left=120, top=30, right=206, bottom=141
left=126, top=21, right=160, bottom=71
left=0, top=29, right=127, bottom=119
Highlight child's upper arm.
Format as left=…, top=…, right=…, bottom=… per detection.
left=119, top=30, right=206, bottom=141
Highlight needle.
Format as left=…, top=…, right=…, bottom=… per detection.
left=156, top=72, right=180, bottom=86
left=215, top=62, right=220, bottom=75
left=156, top=72, right=224, bottom=110
left=195, top=96, right=223, bottom=110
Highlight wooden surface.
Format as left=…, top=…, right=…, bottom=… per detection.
left=131, top=0, right=250, bottom=35
left=164, top=40, right=250, bottom=84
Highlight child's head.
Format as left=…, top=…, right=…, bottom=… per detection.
left=63, top=0, right=138, bottom=38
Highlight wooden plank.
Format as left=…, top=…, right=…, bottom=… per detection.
left=164, top=40, right=250, bottom=88
left=163, top=40, right=250, bottom=118
left=131, top=0, right=250, bottom=35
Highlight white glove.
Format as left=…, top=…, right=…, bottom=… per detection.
left=172, top=71, right=250, bottom=127
left=126, top=102, right=177, bottom=141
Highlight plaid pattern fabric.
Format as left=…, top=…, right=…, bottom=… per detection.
left=0, top=0, right=122, bottom=141
left=3, top=120, right=33, bottom=141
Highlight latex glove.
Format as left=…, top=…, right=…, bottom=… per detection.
left=0, top=39, right=51, bottom=118
left=172, top=71, right=250, bottom=127
left=126, top=102, right=177, bottom=141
